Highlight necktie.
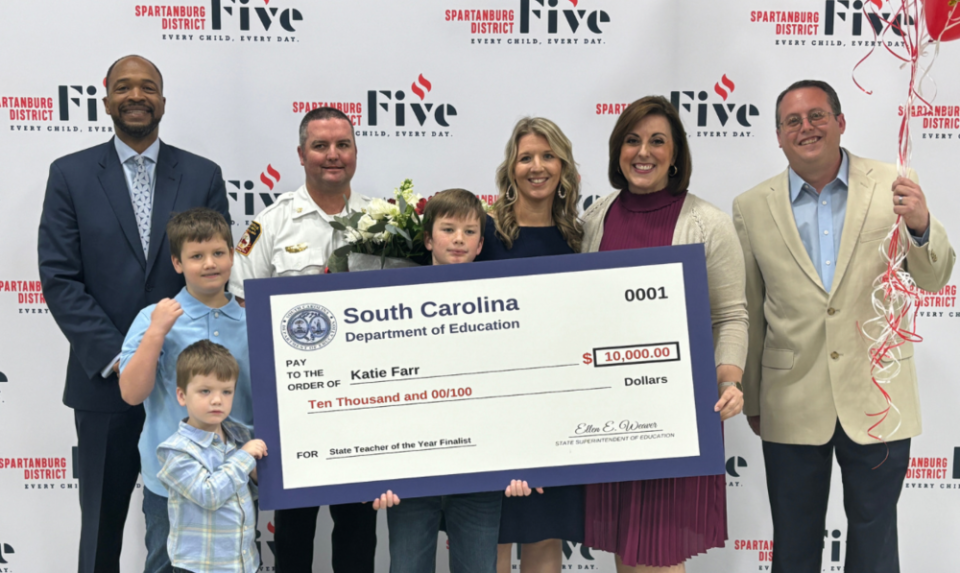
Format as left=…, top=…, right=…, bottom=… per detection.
left=131, top=155, right=152, bottom=257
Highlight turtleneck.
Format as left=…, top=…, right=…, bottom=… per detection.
left=598, top=188, right=687, bottom=251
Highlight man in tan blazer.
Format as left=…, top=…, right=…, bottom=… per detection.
left=733, top=80, right=954, bottom=573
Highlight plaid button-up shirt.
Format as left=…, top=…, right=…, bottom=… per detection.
left=157, top=419, right=259, bottom=573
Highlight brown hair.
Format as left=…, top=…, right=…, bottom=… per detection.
left=774, top=79, right=842, bottom=128
left=299, top=106, right=355, bottom=148
left=175, top=339, right=240, bottom=392
left=608, top=96, right=692, bottom=196
left=167, top=207, right=233, bottom=260
left=493, top=117, right=583, bottom=251
left=422, top=189, right=487, bottom=239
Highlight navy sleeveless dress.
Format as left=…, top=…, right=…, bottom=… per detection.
left=475, top=215, right=585, bottom=544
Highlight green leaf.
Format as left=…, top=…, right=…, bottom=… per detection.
left=328, top=220, right=347, bottom=231
left=326, top=251, right=349, bottom=273
left=367, top=220, right=388, bottom=234
left=347, top=211, right=364, bottom=226
left=386, top=224, right=411, bottom=241
left=398, top=194, right=408, bottom=214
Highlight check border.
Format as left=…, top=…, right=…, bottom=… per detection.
left=245, top=244, right=724, bottom=510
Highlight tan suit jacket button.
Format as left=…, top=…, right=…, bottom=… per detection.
left=830, top=351, right=840, bottom=360
left=827, top=308, right=836, bottom=315
left=932, top=252, right=938, bottom=262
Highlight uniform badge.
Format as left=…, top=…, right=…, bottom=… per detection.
left=285, top=243, right=309, bottom=253
left=236, top=222, right=262, bottom=256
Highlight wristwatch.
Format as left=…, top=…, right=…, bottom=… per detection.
left=718, top=381, right=743, bottom=392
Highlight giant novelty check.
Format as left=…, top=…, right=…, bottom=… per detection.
left=245, top=245, right=725, bottom=510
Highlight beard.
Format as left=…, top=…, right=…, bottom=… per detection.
left=113, top=105, right=162, bottom=139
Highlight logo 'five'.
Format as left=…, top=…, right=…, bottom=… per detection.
left=260, top=164, right=281, bottom=190
left=411, top=74, right=433, bottom=101
left=714, top=75, right=736, bottom=101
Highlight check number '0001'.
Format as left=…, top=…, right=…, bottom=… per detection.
left=625, top=287, right=668, bottom=302
left=582, top=342, right=681, bottom=367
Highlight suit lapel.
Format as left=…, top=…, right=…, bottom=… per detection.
left=830, top=153, right=876, bottom=296
left=97, top=142, right=146, bottom=269
left=146, top=142, right=182, bottom=275
left=766, top=171, right=826, bottom=292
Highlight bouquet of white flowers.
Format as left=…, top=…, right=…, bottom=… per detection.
left=326, top=179, right=427, bottom=272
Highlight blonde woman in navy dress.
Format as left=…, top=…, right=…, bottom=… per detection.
left=475, top=117, right=584, bottom=573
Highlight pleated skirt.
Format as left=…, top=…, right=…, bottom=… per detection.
left=584, top=475, right=727, bottom=567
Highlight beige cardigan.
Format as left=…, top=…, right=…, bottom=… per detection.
left=582, top=191, right=749, bottom=370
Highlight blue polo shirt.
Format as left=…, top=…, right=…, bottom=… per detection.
left=120, top=287, right=253, bottom=497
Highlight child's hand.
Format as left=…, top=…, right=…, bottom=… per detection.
left=504, top=480, right=544, bottom=497
left=148, top=298, right=183, bottom=335
left=371, top=490, right=400, bottom=510
left=241, top=439, right=268, bottom=460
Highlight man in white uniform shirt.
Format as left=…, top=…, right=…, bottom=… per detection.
left=229, top=107, right=375, bottom=572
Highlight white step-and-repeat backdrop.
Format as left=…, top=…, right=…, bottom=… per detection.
left=1, top=1, right=958, bottom=571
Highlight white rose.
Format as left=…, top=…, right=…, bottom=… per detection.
left=365, top=198, right=393, bottom=220
left=357, top=214, right=377, bottom=232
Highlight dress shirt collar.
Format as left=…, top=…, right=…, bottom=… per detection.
left=173, top=286, right=243, bottom=321
left=177, top=419, right=241, bottom=448
left=788, top=149, right=849, bottom=202
left=292, top=184, right=364, bottom=220
left=114, top=136, right=161, bottom=166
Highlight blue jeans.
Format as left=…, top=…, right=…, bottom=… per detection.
left=142, top=487, right=173, bottom=573
left=387, top=492, right=501, bottom=573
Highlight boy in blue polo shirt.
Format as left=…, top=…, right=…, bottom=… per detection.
left=119, top=207, right=253, bottom=573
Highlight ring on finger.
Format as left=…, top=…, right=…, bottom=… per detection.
left=898, top=195, right=904, bottom=205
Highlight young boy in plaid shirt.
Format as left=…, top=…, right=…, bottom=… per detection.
left=157, top=340, right=266, bottom=573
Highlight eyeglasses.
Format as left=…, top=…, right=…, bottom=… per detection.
left=778, top=109, right=836, bottom=132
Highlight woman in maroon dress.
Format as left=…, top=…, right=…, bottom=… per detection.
left=580, top=96, right=748, bottom=572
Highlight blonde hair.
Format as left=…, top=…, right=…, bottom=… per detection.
left=492, top=117, right=583, bottom=252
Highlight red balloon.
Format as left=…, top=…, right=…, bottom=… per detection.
left=923, top=0, right=960, bottom=42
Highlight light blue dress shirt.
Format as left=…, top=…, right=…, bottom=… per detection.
left=114, top=135, right=160, bottom=204
left=789, top=150, right=929, bottom=292
left=157, top=419, right=259, bottom=573
left=120, top=287, right=254, bottom=496
left=101, top=137, right=163, bottom=378
left=788, top=150, right=850, bottom=292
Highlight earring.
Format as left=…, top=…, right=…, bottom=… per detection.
left=557, top=186, right=567, bottom=200
left=505, top=186, right=517, bottom=203
left=669, top=164, right=679, bottom=177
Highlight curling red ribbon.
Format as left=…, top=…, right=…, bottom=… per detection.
left=849, top=0, right=949, bottom=449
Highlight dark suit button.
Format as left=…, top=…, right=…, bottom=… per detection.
left=830, top=351, right=840, bottom=360
left=145, top=285, right=154, bottom=292
left=827, top=308, right=836, bottom=315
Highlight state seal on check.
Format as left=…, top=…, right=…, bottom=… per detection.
left=281, top=303, right=338, bottom=351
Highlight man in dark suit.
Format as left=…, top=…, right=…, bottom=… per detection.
left=38, top=55, right=229, bottom=573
